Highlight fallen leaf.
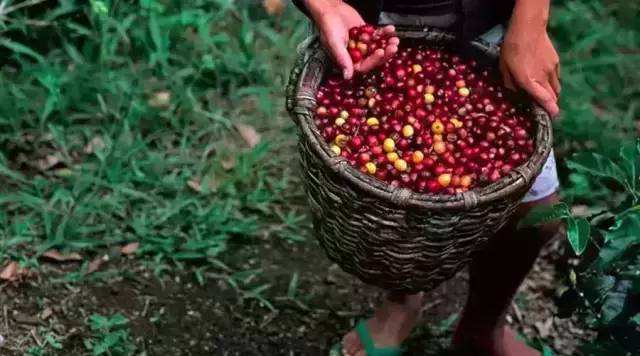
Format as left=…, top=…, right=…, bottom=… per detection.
left=84, top=136, right=105, bottom=154
left=148, top=90, right=171, bottom=108
left=36, top=155, right=61, bottom=171
left=121, top=242, right=140, bottom=255
left=42, top=250, right=83, bottom=262
left=263, top=0, right=285, bottom=15
left=234, top=123, right=261, bottom=148
left=187, top=178, right=201, bottom=192
left=87, top=256, right=106, bottom=274
left=220, top=156, right=236, bottom=170
left=40, top=308, right=53, bottom=321
left=0, top=262, right=18, bottom=281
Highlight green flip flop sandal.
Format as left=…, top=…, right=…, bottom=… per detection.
left=330, top=320, right=404, bottom=356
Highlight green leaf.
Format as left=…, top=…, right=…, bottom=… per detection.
left=601, top=280, right=633, bottom=324
left=631, top=313, right=640, bottom=326
left=567, top=217, right=590, bottom=255
left=567, top=152, right=630, bottom=191
left=619, top=139, right=640, bottom=192
left=0, top=39, right=45, bottom=62
left=287, top=272, right=299, bottom=299
left=542, top=345, right=555, bottom=356
left=597, top=212, right=640, bottom=270
left=518, top=203, right=570, bottom=229
left=582, top=274, right=615, bottom=304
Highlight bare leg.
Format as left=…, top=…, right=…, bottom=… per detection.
left=341, top=292, right=423, bottom=356
left=453, top=193, right=562, bottom=355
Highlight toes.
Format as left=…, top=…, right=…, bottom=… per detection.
left=342, top=330, right=363, bottom=355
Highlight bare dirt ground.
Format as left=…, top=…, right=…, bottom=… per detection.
left=0, top=236, right=594, bottom=355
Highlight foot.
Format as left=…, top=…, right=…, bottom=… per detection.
left=452, top=325, right=540, bottom=356
left=340, top=292, right=423, bottom=356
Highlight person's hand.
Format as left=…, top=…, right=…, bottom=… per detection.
left=308, top=0, right=399, bottom=79
left=500, top=5, right=560, bottom=118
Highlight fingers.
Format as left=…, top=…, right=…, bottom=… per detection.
left=526, top=79, right=560, bottom=118
left=380, top=25, right=396, bottom=36
left=354, top=48, right=385, bottom=73
left=325, top=34, right=354, bottom=79
left=384, top=36, right=399, bottom=61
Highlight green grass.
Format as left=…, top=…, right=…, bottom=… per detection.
left=0, top=1, right=309, bottom=272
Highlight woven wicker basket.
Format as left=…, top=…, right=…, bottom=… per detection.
left=286, top=29, right=553, bottom=293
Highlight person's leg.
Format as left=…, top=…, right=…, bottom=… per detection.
left=452, top=193, right=563, bottom=355
left=341, top=292, right=423, bottom=356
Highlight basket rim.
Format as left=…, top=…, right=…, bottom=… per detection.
left=289, top=29, right=553, bottom=210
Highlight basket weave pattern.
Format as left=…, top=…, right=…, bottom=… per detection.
left=287, top=30, right=553, bottom=293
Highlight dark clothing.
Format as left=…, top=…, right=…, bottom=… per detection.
left=291, top=0, right=515, bottom=40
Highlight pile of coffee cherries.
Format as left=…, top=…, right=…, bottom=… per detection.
left=314, top=25, right=535, bottom=194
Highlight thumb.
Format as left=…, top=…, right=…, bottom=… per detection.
left=325, top=34, right=354, bottom=79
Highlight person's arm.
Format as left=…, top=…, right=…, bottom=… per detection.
left=500, top=0, right=561, bottom=118
left=300, top=0, right=399, bottom=79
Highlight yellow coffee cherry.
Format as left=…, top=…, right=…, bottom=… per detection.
left=383, top=138, right=395, bottom=153
left=412, top=150, right=424, bottom=164
left=357, top=41, right=368, bottom=54
left=334, top=117, right=346, bottom=126
left=386, top=152, right=399, bottom=163
left=394, top=159, right=408, bottom=172
left=365, top=162, right=377, bottom=174
left=330, top=145, right=341, bottom=155
left=432, top=134, right=443, bottom=142
left=460, top=175, right=472, bottom=188
left=340, top=110, right=349, bottom=119
left=426, top=85, right=435, bottom=94
left=402, top=125, right=414, bottom=138
left=437, top=173, right=452, bottom=187
left=424, top=93, right=435, bottom=104
left=431, top=120, right=444, bottom=134
left=366, top=117, right=379, bottom=126
left=433, top=141, right=446, bottom=154
left=335, top=134, right=349, bottom=147
left=450, top=118, right=463, bottom=128
left=458, top=87, right=470, bottom=97
left=412, top=64, right=423, bottom=73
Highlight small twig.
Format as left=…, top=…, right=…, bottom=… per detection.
left=141, top=297, right=151, bottom=318
left=511, top=301, right=524, bottom=324
left=3, top=306, right=8, bottom=331
left=421, top=299, right=441, bottom=314
left=30, top=328, right=42, bottom=347
left=259, top=311, right=278, bottom=328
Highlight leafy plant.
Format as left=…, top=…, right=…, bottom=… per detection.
left=523, top=140, right=640, bottom=354
left=84, top=313, right=135, bottom=356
